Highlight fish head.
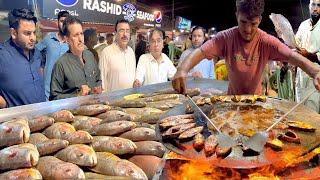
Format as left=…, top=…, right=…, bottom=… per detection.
left=115, top=160, right=148, bottom=180
left=71, top=145, right=97, bottom=167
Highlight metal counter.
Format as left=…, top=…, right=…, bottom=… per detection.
left=0, top=78, right=228, bottom=122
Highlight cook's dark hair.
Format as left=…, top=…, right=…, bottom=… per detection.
left=8, top=8, right=37, bottom=30
left=115, top=19, right=129, bottom=32
left=62, top=16, right=82, bottom=36
left=57, top=11, right=70, bottom=21
left=236, top=0, right=265, bottom=18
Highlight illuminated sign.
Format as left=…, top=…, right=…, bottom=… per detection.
left=176, top=16, right=192, bottom=31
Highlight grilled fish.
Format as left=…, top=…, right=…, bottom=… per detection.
left=72, top=104, right=111, bottom=116
left=0, top=143, right=39, bottom=171
left=0, top=168, right=42, bottom=179
left=287, top=120, right=316, bottom=132
left=134, top=141, right=166, bottom=157
left=178, top=126, right=204, bottom=139
left=73, top=115, right=102, bottom=130
left=28, top=115, right=54, bottom=132
left=204, top=135, right=218, bottom=157
left=89, top=121, right=136, bottom=136
left=158, top=114, right=194, bottom=124
left=120, top=127, right=158, bottom=141
left=55, top=144, right=97, bottom=167
left=91, top=136, right=137, bottom=155
left=97, top=110, right=132, bottom=123
left=36, top=139, right=69, bottom=156
left=48, top=110, right=75, bottom=122
left=162, top=123, right=196, bottom=139
left=89, top=152, right=147, bottom=180
left=36, top=156, right=85, bottom=179
left=159, top=118, right=194, bottom=129
left=0, top=117, right=30, bottom=148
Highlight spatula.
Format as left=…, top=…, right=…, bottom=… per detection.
left=186, top=95, right=238, bottom=150
left=244, top=89, right=317, bottom=152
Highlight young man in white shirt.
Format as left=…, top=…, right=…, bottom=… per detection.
left=133, top=28, right=176, bottom=87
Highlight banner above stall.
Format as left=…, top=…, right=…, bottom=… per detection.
left=42, top=0, right=163, bottom=28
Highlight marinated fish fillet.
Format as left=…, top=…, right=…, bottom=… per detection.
left=162, top=123, right=196, bottom=139
left=63, top=130, right=93, bottom=144
left=89, top=121, right=136, bottom=136
left=204, top=135, right=218, bottom=157
left=134, top=141, right=166, bottom=157
left=159, top=118, right=194, bottom=129
left=42, top=122, right=75, bottom=139
left=120, top=127, right=158, bottom=141
left=0, top=117, right=30, bottom=148
left=0, top=168, right=42, bottom=179
left=178, top=126, right=204, bottom=139
left=132, top=112, right=163, bottom=124
left=28, top=115, right=54, bottom=132
left=48, top=110, right=75, bottom=122
left=73, top=115, right=102, bottom=130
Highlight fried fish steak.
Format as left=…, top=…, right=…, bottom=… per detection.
left=178, top=126, right=204, bottom=139
left=287, top=120, right=316, bottom=132
left=161, top=123, right=196, bottom=139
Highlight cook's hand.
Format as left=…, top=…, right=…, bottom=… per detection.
left=313, top=72, right=320, bottom=92
left=78, top=85, right=91, bottom=96
left=192, top=71, right=203, bottom=78
left=132, top=79, right=141, bottom=88
left=0, top=95, right=6, bottom=109
left=92, top=86, right=103, bottom=94
left=172, top=69, right=188, bottom=95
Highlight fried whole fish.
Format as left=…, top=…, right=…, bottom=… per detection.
left=72, top=104, right=111, bottom=116
left=110, top=99, right=147, bottom=108
left=36, top=156, right=85, bottom=179
left=73, top=115, right=102, bottom=130
left=193, top=133, right=205, bottom=151
left=28, top=115, right=54, bottom=132
left=42, top=122, right=75, bottom=139
left=0, top=117, right=30, bottom=148
left=63, top=130, right=93, bottom=144
left=134, top=141, right=166, bottom=157
left=97, top=110, right=132, bottom=123
left=89, top=121, right=136, bottom=136
left=48, top=110, right=75, bottom=122
left=89, top=152, right=147, bottom=180
left=178, top=126, right=204, bottom=139
left=120, top=127, right=158, bottom=141
left=204, top=135, right=218, bottom=157
left=158, top=114, right=194, bottom=124
left=159, top=118, right=194, bottom=129
left=55, top=144, right=97, bottom=167
left=0, top=143, right=39, bottom=171
left=91, top=136, right=137, bottom=155
left=161, top=123, right=196, bottom=139
left=0, top=168, right=42, bottom=179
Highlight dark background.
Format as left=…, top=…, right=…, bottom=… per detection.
left=137, top=0, right=311, bottom=34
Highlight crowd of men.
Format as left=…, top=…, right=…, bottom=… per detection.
left=1, top=0, right=320, bottom=115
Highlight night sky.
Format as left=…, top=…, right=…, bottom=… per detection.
left=138, top=0, right=311, bottom=34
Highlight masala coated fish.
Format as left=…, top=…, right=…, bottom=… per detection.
left=193, top=133, right=205, bottom=151
left=97, top=110, right=132, bottom=123
left=162, top=123, right=196, bottom=139
left=287, top=120, right=316, bottom=132
left=48, top=110, right=75, bottom=122
left=110, top=99, right=147, bottom=108
left=0, top=143, right=39, bottom=171
left=36, top=139, right=69, bottom=156
left=178, top=126, right=204, bottom=139
left=0, top=168, right=42, bottom=180
left=28, top=133, right=49, bottom=144
left=134, top=141, right=166, bottom=157
left=89, top=121, right=136, bottom=136
left=63, top=130, right=93, bottom=144
left=72, top=104, right=111, bottom=116
left=158, top=114, right=194, bottom=124
left=204, top=135, right=218, bottom=157
left=28, top=115, right=54, bottom=132
left=159, top=118, right=194, bottom=129
left=91, top=136, right=137, bottom=155
left=119, top=127, right=158, bottom=141
left=36, top=156, right=85, bottom=179
left=55, top=144, right=97, bottom=167
left=89, top=152, right=147, bottom=180
left=73, top=115, right=102, bottom=130
left=0, top=117, right=30, bottom=148
left=42, top=122, right=75, bottom=139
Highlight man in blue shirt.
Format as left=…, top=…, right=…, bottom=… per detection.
left=178, top=26, right=215, bottom=79
left=0, top=8, right=45, bottom=108
left=36, top=11, right=70, bottom=100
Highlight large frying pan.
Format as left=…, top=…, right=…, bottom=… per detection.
left=155, top=97, right=320, bottom=169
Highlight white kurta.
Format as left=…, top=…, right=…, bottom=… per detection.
left=99, top=43, right=136, bottom=92
left=295, top=19, right=320, bottom=112
left=135, top=53, right=177, bottom=85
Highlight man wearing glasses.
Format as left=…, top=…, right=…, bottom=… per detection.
left=99, top=19, right=136, bottom=92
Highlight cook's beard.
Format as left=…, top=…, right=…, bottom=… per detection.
left=311, top=14, right=320, bottom=25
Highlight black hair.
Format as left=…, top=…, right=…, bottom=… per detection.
left=57, top=11, right=70, bottom=21
left=149, top=28, right=164, bottom=42
left=106, top=33, right=114, bottom=38
left=236, top=0, right=265, bottom=19
left=8, top=8, right=37, bottom=30
left=191, top=26, right=206, bottom=37
left=98, top=36, right=105, bottom=43
left=62, top=16, right=82, bottom=36
left=84, top=28, right=97, bottom=43
left=115, top=19, right=129, bottom=32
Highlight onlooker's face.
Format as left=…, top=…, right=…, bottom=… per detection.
left=310, top=0, right=320, bottom=19
left=11, top=20, right=36, bottom=52
left=66, top=23, right=84, bottom=54
left=192, top=29, right=205, bottom=48
left=58, top=16, right=67, bottom=34
left=107, top=36, right=113, bottom=45
left=115, top=22, right=130, bottom=48
left=90, top=32, right=98, bottom=46
left=237, top=12, right=261, bottom=41
left=150, top=31, right=163, bottom=58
